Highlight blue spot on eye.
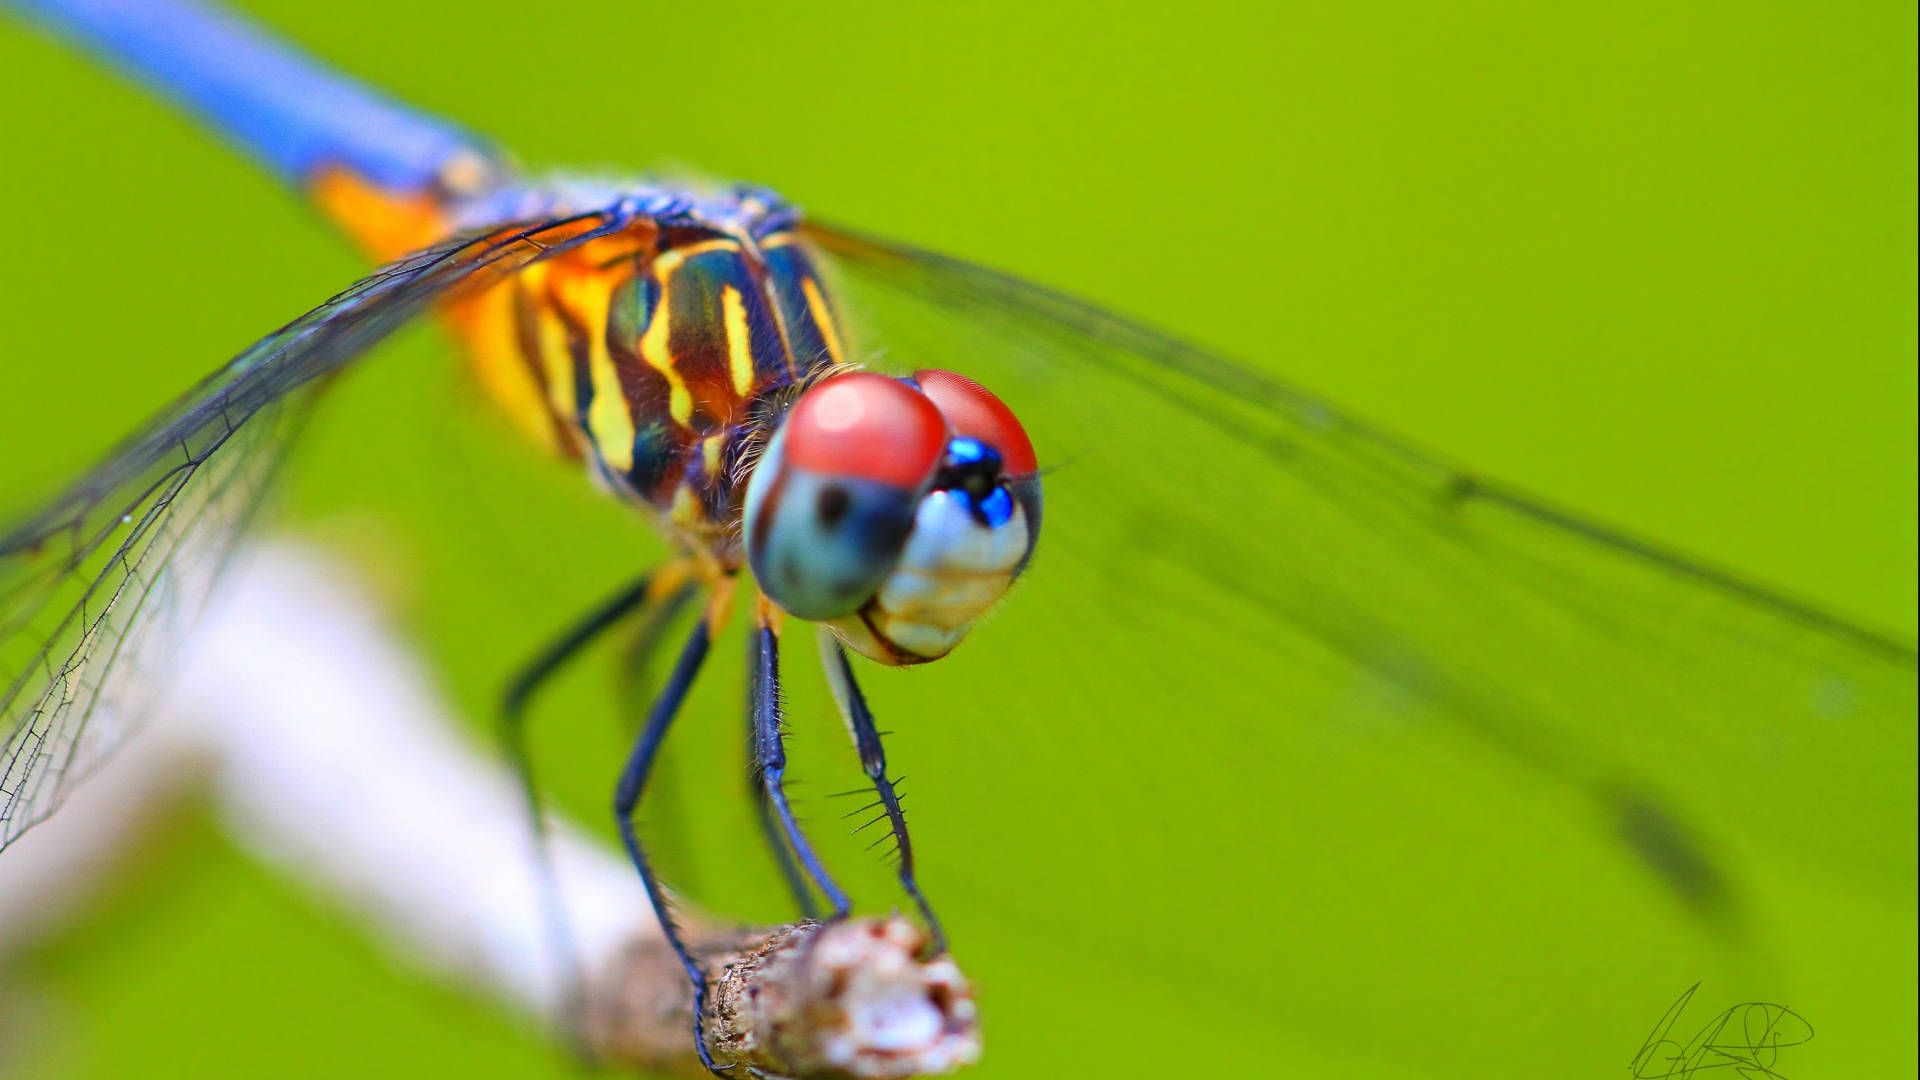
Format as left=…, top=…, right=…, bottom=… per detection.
left=936, top=436, right=1010, bottom=525
left=978, top=487, right=1014, bottom=527
left=946, top=437, right=994, bottom=468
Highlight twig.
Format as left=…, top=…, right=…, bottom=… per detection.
left=590, top=916, right=979, bottom=1078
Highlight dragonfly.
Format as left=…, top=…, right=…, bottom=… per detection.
left=1, top=0, right=1914, bottom=1072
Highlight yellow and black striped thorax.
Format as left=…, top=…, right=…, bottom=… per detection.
left=447, top=218, right=849, bottom=555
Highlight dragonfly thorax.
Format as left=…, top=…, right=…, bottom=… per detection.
left=430, top=200, right=847, bottom=558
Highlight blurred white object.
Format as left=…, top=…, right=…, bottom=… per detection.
left=0, top=542, right=648, bottom=1019
left=183, top=543, right=656, bottom=1018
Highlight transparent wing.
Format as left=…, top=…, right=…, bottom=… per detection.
left=804, top=222, right=1917, bottom=910
left=0, top=210, right=626, bottom=852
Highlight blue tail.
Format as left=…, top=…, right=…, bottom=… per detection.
left=8, top=0, right=490, bottom=191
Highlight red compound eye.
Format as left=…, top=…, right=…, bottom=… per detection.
left=784, top=372, right=948, bottom=489
left=913, top=369, right=1037, bottom=476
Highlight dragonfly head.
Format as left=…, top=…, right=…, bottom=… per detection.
left=744, top=369, right=1041, bottom=665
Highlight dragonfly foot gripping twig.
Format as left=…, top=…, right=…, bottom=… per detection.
left=588, top=915, right=980, bottom=1079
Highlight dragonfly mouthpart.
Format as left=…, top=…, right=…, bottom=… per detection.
left=829, top=481, right=1035, bottom=664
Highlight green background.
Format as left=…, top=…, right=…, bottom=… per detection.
left=0, top=1, right=1914, bottom=1077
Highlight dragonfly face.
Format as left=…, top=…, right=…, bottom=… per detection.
left=744, top=369, right=1041, bottom=665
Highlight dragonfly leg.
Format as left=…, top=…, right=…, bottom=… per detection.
left=501, top=562, right=696, bottom=798
left=505, top=573, right=653, bottom=729
left=750, top=605, right=851, bottom=919
left=819, top=630, right=947, bottom=954
left=614, top=587, right=727, bottom=1073
left=611, top=576, right=704, bottom=896
left=745, top=627, right=820, bottom=919
left=497, top=568, right=670, bottom=1058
